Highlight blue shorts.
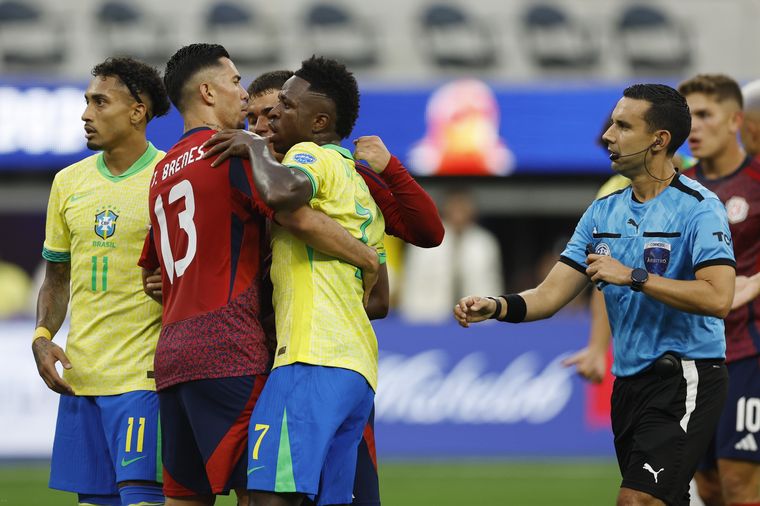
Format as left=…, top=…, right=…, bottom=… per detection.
left=352, top=406, right=380, bottom=506
left=159, top=375, right=266, bottom=497
left=247, top=364, right=375, bottom=506
left=49, top=391, right=161, bottom=494
left=700, top=355, right=760, bottom=469
left=303, top=406, right=380, bottom=506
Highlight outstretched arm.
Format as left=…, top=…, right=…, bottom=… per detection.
left=354, top=136, right=444, bottom=248
left=454, top=261, right=590, bottom=327
left=32, top=260, right=74, bottom=394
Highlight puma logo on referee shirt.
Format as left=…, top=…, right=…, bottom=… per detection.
left=627, top=218, right=639, bottom=234
left=643, top=463, right=664, bottom=483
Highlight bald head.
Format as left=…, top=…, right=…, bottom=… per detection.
left=741, top=79, right=760, bottom=157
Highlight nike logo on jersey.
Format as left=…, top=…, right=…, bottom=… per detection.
left=735, top=433, right=758, bottom=452
left=247, top=465, right=265, bottom=475
left=121, top=455, right=147, bottom=467
left=70, top=191, right=95, bottom=202
left=642, top=463, right=664, bottom=483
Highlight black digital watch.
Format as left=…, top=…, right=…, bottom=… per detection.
left=630, top=268, right=649, bottom=292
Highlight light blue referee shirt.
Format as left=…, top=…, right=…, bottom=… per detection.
left=560, top=175, right=735, bottom=377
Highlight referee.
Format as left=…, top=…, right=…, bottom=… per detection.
left=455, top=83, right=735, bottom=506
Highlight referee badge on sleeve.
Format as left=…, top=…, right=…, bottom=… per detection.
left=644, top=241, right=670, bottom=276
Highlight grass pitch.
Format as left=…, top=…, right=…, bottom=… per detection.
left=0, top=459, right=621, bottom=505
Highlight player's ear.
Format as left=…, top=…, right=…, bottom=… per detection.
left=730, top=109, right=744, bottom=134
left=652, top=130, right=670, bottom=153
left=199, top=82, right=214, bottom=106
left=312, top=112, right=331, bottom=134
left=130, top=102, right=148, bottom=126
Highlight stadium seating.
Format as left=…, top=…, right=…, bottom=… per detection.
left=0, top=1, right=65, bottom=70
left=205, top=2, right=280, bottom=67
left=0, top=0, right=745, bottom=82
left=617, top=4, right=692, bottom=74
left=303, top=3, right=378, bottom=69
left=95, top=1, right=172, bottom=68
left=521, top=4, right=598, bottom=71
left=419, top=4, right=497, bottom=69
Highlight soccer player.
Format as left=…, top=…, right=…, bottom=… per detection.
left=138, top=45, right=380, bottom=506
left=677, top=74, right=760, bottom=506
left=32, top=57, right=170, bottom=506
left=203, top=56, right=387, bottom=506
left=242, top=70, right=444, bottom=506
left=742, top=79, right=760, bottom=161
left=455, top=84, right=736, bottom=506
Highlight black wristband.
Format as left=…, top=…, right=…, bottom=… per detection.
left=503, top=294, right=527, bottom=323
left=486, top=296, right=502, bottom=320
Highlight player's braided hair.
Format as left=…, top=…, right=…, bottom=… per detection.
left=92, top=57, right=170, bottom=122
left=247, top=70, right=294, bottom=97
left=295, top=56, right=359, bottom=140
left=164, top=43, right=230, bottom=112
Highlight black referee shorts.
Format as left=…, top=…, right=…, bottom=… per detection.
left=611, top=356, right=727, bottom=506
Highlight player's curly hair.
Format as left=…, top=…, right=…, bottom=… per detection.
left=164, top=43, right=230, bottom=112
left=247, top=70, right=294, bottom=98
left=92, top=57, right=170, bottom=122
left=295, top=56, right=359, bottom=139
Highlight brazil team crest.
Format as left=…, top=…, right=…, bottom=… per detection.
left=94, top=209, right=119, bottom=240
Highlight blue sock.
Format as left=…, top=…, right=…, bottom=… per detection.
left=78, top=493, right=121, bottom=506
left=119, top=484, right=165, bottom=505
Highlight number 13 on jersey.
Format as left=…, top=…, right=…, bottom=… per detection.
left=154, top=179, right=197, bottom=283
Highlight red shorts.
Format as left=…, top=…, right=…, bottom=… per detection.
left=159, top=375, right=266, bottom=497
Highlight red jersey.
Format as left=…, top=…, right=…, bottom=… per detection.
left=355, top=155, right=444, bottom=248
left=139, top=128, right=273, bottom=390
left=684, top=156, right=760, bottom=362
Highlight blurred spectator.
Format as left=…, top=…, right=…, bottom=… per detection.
left=533, top=236, right=589, bottom=312
left=399, top=188, right=502, bottom=323
left=0, top=258, right=31, bottom=318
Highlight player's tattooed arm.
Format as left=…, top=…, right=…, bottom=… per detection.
left=203, top=129, right=312, bottom=211
left=32, top=260, right=74, bottom=395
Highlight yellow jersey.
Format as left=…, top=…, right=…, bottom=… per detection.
left=271, top=142, right=386, bottom=390
left=595, top=174, right=631, bottom=199
left=42, top=143, right=163, bottom=395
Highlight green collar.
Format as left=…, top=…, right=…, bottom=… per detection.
left=96, top=142, right=158, bottom=182
left=322, top=143, right=354, bottom=160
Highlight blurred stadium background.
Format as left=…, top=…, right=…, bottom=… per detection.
left=2, top=0, right=759, bottom=504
